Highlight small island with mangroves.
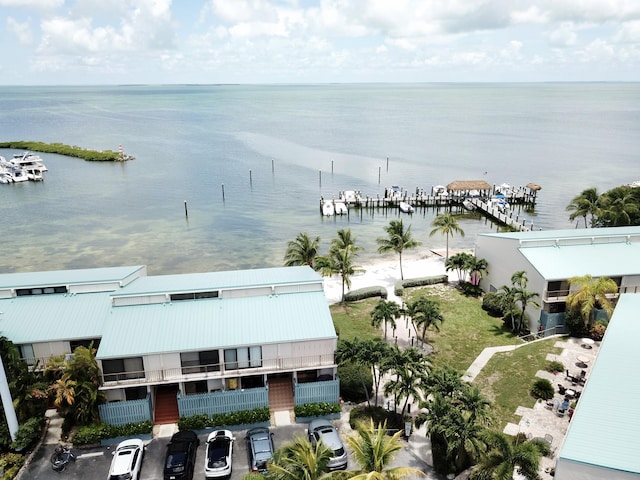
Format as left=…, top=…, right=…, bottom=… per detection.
left=0, top=141, right=134, bottom=161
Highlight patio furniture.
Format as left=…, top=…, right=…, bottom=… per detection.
left=581, top=338, right=595, bottom=349
left=544, top=433, right=553, bottom=445
left=558, top=384, right=567, bottom=395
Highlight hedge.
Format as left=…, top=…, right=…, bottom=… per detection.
left=344, top=286, right=387, bottom=302
left=394, top=275, right=449, bottom=297
left=73, top=421, right=153, bottom=446
left=294, top=402, right=341, bottom=418
left=177, top=407, right=270, bottom=431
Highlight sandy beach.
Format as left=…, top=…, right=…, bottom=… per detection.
left=322, top=249, right=463, bottom=305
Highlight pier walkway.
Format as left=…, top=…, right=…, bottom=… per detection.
left=468, top=197, right=534, bottom=232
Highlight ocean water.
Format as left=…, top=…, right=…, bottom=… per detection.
left=1, top=83, right=639, bottom=274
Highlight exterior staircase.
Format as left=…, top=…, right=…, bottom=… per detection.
left=268, top=376, right=294, bottom=425
left=154, top=386, right=179, bottom=424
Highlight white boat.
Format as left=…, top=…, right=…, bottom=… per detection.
left=8, top=166, right=29, bottom=182
left=462, top=199, right=476, bottom=211
left=489, top=197, right=510, bottom=213
left=340, top=190, right=362, bottom=204
left=25, top=167, right=44, bottom=181
left=11, top=151, right=48, bottom=172
left=334, top=201, right=348, bottom=215
left=496, top=183, right=512, bottom=195
left=322, top=200, right=335, bottom=216
left=433, top=185, right=448, bottom=196
left=0, top=171, right=12, bottom=184
left=399, top=201, right=414, bottom=213
left=387, top=185, right=403, bottom=200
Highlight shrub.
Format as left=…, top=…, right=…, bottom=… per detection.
left=72, top=421, right=153, bottom=446
left=459, top=282, right=483, bottom=297
left=344, top=286, right=387, bottom=302
left=348, top=406, right=404, bottom=432
left=0, top=453, right=26, bottom=473
left=393, top=275, right=448, bottom=298
left=590, top=321, right=607, bottom=341
left=177, top=407, right=270, bottom=432
left=294, top=402, right=341, bottom=418
left=337, top=363, right=372, bottom=403
left=482, top=292, right=504, bottom=317
left=10, top=417, right=44, bottom=451
left=544, top=361, right=565, bottom=374
left=530, top=378, right=555, bottom=400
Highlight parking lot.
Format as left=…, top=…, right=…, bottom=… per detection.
left=20, top=410, right=437, bottom=480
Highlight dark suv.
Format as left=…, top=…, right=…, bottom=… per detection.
left=164, top=430, right=200, bottom=480
left=246, top=427, right=275, bottom=473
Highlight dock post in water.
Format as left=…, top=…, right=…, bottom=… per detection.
left=319, top=170, right=322, bottom=187
left=184, top=200, right=188, bottom=217
left=378, top=166, right=381, bottom=184
left=221, top=183, right=225, bottom=201
left=249, top=169, right=252, bottom=185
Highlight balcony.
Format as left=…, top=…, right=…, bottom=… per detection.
left=99, top=353, right=336, bottom=388
left=543, top=284, right=640, bottom=303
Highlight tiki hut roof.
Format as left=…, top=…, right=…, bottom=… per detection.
left=526, top=182, right=542, bottom=191
left=446, top=180, right=492, bottom=191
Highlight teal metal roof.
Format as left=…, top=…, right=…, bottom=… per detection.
left=0, top=293, right=110, bottom=344
left=479, top=225, right=640, bottom=241
left=113, top=265, right=321, bottom=297
left=519, top=241, right=640, bottom=279
left=0, top=265, right=145, bottom=289
left=97, top=291, right=336, bottom=358
left=559, top=294, right=640, bottom=474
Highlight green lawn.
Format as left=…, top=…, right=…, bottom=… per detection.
left=405, top=285, right=517, bottom=372
left=330, top=299, right=382, bottom=340
left=473, top=338, right=562, bottom=427
left=330, top=286, right=565, bottom=430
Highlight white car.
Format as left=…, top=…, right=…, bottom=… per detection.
left=108, top=438, right=145, bottom=480
left=205, top=429, right=234, bottom=478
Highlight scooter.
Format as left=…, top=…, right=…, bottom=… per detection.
left=51, top=445, right=75, bottom=472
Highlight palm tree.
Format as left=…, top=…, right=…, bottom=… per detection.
left=430, top=213, right=464, bottom=262
left=345, top=419, right=425, bottom=479
left=470, top=430, right=543, bottom=480
left=317, top=229, right=362, bottom=302
left=514, top=287, right=540, bottom=334
left=268, top=436, right=334, bottom=480
left=599, top=186, right=639, bottom=226
left=566, top=187, right=600, bottom=228
left=406, top=297, right=444, bottom=344
left=284, top=232, right=321, bottom=269
left=376, top=220, right=421, bottom=280
left=370, top=299, right=401, bottom=340
left=383, top=346, right=430, bottom=415
left=567, top=274, right=618, bottom=326
left=336, top=338, right=392, bottom=408
left=445, top=252, right=473, bottom=284
left=465, top=256, right=488, bottom=286
left=498, top=285, right=518, bottom=331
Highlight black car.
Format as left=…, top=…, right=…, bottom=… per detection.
left=245, top=427, right=275, bottom=473
left=164, top=430, right=200, bottom=480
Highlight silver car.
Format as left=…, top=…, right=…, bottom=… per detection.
left=307, top=419, right=348, bottom=470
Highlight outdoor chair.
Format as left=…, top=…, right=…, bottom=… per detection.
left=544, top=433, right=553, bottom=445
left=557, top=384, right=566, bottom=394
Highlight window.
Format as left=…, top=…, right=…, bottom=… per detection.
left=70, top=338, right=101, bottom=352
left=19, top=344, right=35, bottom=366
left=180, top=350, right=220, bottom=374
left=184, top=380, right=208, bottom=395
left=125, top=386, right=147, bottom=401
left=170, top=290, right=219, bottom=302
left=224, top=346, right=262, bottom=370
left=102, top=357, right=144, bottom=382
left=16, top=285, right=67, bottom=296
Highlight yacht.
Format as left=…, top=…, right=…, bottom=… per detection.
left=399, top=201, right=415, bottom=213
left=334, top=201, right=348, bottom=215
left=322, top=200, right=335, bottom=216
left=11, top=151, right=48, bottom=172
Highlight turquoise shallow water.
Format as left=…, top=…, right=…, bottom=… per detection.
left=1, top=83, right=639, bottom=274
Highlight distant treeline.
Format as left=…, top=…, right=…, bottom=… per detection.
left=0, top=141, right=133, bottom=162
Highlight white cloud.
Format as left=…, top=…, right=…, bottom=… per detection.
left=0, top=0, right=62, bottom=8
left=548, top=22, right=578, bottom=47
left=7, top=17, right=34, bottom=45
left=614, top=20, right=640, bottom=42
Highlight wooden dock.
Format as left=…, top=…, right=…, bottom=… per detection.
left=319, top=183, right=540, bottom=231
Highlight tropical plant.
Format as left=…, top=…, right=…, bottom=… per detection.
left=370, top=300, right=401, bottom=340
left=336, top=338, right=392, bottom=408
left=376, top=220, right=421, bottom=280
left=470, top=430, right=543, bottom=480
left=284, top=232, right=321, bottom=269
left=268, top=435, right=334, bottom=480
left=429, top=213, right=465, bottom=262
left=405, top=297, right=444, bottom=345
left=566, top=274, right=618, bottom=327
left=445, top=252, right=473, bottom=284
left=345, top=419, right=425, bottom=479
left=317, top=229, right=363, bottom=302
left=383, top=346, right=430, bottom=416
left=598, top=186, right=640, bottom=226
left=530, top=378, right=555, bottom=400
left=566, top=187, right=601, bottom=228
left=514, top=287, right=540, bottom=334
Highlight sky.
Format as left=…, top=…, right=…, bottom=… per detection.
left=1, top=0, right=640, bottom=85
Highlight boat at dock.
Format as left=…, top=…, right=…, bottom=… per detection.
left=11, top=151, right=48, bottom=172
left=322, top=200, right=335, bottom=216
left=462, top=199, right=476, bottom=211
left=334, top=201, right=348, bottom=215
left=339, top=190, right=362, bottom=204
left=399, top=201, right=414, bottom=213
